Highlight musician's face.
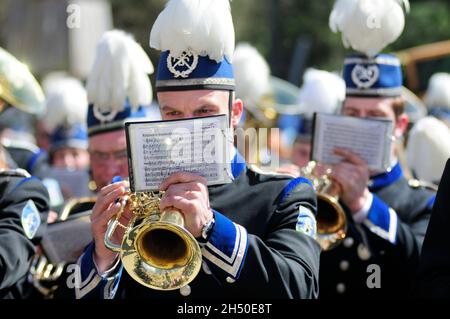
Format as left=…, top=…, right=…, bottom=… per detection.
left=342, top=97, right=408, bottom=139
left=0, top=145, right=7, bottom=169
left=342, top=97, right=409, bottom=167
left=89, top=130, right=129, bottom=190
left=157, top=90, right=243, bottom=128
left=342, top=97, right=396, bottom=120
left=291, top=140, right=311, bottom=169
left=52, top=147, right=90, bottom=171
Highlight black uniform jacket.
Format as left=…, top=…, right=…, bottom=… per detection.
left=0, top=169, right=49, bottom=298
left=72, top=153, right=321, bottom=299
left=2, top=139, right=50, bottom=179
left=416, top=159, right=450, bottom=298
left=320, top=163, right=435, bottom=298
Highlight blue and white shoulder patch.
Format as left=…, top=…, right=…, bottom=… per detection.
left=21, top=199, right=41, bottom=239
left=296, top=206, right=317, bottom=238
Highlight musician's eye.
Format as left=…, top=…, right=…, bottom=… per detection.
left=195, top=106, right=218, bottom=116
left=368, top=112, right=387, bottom=119
left=343, top=108, right=359, bottom=117
left=195, top=108, right=212, bottom=115
left=166, top=111, right=181, bottom=117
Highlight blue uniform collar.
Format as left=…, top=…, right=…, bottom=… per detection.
left=231, top=150, right=246, bottom=179
left=369, top=162, right=403, bottom=191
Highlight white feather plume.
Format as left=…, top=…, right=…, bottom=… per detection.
left=424, top=73, right=450, bottom=110
left=41, top=74, right=88, bottom=132
left=329, top=0, right=409, bottom=57
left=298, top=68, right=346, bottom=117
left=406, top=116, right=450, bottom=183
left=86, top=30, right=154, bottom=115
left=150, top=0, right=235, bottom=62
left=233, top=43, right=271, bottom=109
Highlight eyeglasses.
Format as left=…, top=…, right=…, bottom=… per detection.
left=89, top=149, right=128, bottom=164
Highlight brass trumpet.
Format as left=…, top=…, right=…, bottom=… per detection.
left=104, top=191, right=202, bottom=290
left=301, top=161, right=347, bottom=250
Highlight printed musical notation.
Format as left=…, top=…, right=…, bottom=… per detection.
left=126, top=115, right=232, bottom=192
left=312, top=113, right=393, bottom=171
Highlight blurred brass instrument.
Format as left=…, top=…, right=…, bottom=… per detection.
left=301, top=161, right=347, bottom=250
left=241, top=76, right=303, bottom=164
left=0, top=47, right=45, bottom=115
left=104, top=191, right=202, bottom=291
left=245, top=76, right=303, bottom=127
left=28, top=252, right=65, bottom=298
left=29, top=197, right=96, bottom=298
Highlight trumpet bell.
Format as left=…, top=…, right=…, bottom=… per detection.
left=299, top=161, right=348, bottom=251
left=119, top=214, right=202, bottom=290
left=316, top=194, right=347, bottom=251
left=137, top=226, right=192, bottom=270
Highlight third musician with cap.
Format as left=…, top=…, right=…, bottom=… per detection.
left=318, top=0, right=435, bottom=298
left=39, top=29, right=154, bottom=299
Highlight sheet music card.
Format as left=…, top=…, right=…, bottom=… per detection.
left=125, top=115, right=232, bottom=192
left=311, top=113, right=393, bottom=171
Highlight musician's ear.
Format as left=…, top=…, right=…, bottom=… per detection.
left=394, top=113, right=409, bottom=138
left=230, top=97, right=243, bottom=128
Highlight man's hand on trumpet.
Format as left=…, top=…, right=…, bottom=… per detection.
left=91, top=172, right=214, bottom=273
left=91, top=180, right=131, bottom=273
left=160, top=172, right=214, bottom=239
left=329, top=148, right=371, bottom=214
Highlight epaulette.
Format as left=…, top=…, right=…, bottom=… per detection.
left=248, top=164, right=296, bottom=178
left=0, top=168, right=31, bottom=178
left=1, top=138, right=40, bottom=154
left=408, top=179, right=438, bottom=192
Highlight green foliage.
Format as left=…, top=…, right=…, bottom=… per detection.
left=110, top=0, right=450, bottom=81
left=390, top=1, right=450, bottom=51
left=0, top=0, right=12, bottom=44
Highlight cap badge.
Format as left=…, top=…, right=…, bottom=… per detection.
left=93, top=105, right=118, bottom=123
left=351, top=64, right=379, bottom=89
left=167, top=49, right=199, bottom=78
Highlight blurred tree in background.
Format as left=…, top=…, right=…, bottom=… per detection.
left=391, top=1, right=450, bottom=50
left=109, top=0, right=165, bottom=70
left=0, top=0, right=11, bottom=45
left=110, top=0, right=450, bottom=86
left=0, top=0, right=449, bottom=86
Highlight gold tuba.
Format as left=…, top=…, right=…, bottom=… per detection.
left=104, top=191, right=202, bottom=290
left=0, top=47, right=45, bottom=115
left=300, top=161, right=347, bottom=250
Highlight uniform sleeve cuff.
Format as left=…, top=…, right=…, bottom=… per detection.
left=362, top=194, right=398, bottom=244
left=201, top=210, right=249, bottom=281
left=92, top=253, right=121, bottom=279
left=352, top=192, right=374, bottom=224
left=75, top=242, right=122, bottom=299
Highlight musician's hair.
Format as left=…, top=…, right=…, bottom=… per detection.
left=391, top=96, right=406, bottom=119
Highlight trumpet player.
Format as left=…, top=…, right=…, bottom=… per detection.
left=317, top=0, right=435, bottom=298
left=74, top=0, right=320, bottom=299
